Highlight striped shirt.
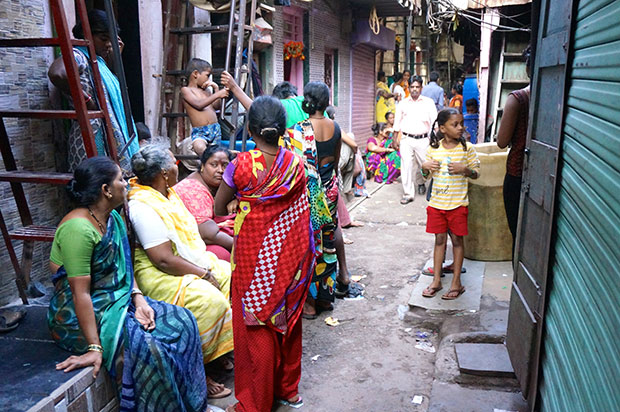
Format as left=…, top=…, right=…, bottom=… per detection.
left=426, top=141, right=480, bottom=210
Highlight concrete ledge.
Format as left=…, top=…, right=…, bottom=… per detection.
left=0, top=305, right=118, bottom=412
left=27, top=367, right=118, bottom=412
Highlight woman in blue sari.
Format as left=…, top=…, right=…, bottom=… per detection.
left=48, top=9, right=139, bottom=171
left=48, top=157, right=210, bottom=412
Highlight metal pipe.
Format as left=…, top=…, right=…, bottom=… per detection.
left=221, top=0, right=237, bottom=121
left=229, top=0, right=247, bottom=150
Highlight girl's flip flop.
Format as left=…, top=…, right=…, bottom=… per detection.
left=441, top=286, right=466, bottom=300
left=422, top=286, right=443, bottom=298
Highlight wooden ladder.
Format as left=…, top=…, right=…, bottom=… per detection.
left=158, top=0, right=258, bottom=153
left=0, top=0, right=117, bottom=304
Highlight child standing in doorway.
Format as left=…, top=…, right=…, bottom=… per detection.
left=181, top=58, right=229, bottom=157
left=421, top=108, right=480, bottom=300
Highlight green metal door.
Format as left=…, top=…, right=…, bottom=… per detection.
left=538, top=0, right=620, bottom=410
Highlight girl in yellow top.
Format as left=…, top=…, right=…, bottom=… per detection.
left=421, top=108, right=480, bottom=300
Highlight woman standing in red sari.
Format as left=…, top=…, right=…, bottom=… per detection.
left=215, top=96, right=314, bottom=412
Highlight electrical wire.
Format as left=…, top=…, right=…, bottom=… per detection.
left=427, top=0, right=530, bottom=33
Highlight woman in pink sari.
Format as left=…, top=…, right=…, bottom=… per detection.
left=174, top=146, right=235, bottom=261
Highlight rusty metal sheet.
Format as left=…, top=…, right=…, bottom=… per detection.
left=467, top=0, right=531, bottom=9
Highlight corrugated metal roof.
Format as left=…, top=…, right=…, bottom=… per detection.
left=467, top=0, right=531, bottom=9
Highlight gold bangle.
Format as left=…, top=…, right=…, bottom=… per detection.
left=87, top=344, right=103, bottom=353
left=200, top=268, right=211, bottom=279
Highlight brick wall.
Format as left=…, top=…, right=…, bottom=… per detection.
left=28, top=367, right=118, bottom=412
left=0, top=1, right=67, bottom=305
left=271, top=0, right=352, bottom=132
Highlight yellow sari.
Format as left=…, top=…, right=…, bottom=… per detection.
left=376, top=80, right=395, bottom=123
left=128, top=178, right=233, bottom=363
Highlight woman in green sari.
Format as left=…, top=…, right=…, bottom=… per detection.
left=48, top=157, right=210, bottom=412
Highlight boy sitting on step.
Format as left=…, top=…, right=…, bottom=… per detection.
left=181, top=58, right=229, bottom=157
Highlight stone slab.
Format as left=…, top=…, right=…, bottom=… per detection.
left=455, top=343, right=515, bottom=378
left=429, top=381, right=527, bottom=412
left=409, top=259, right=485, bottom=311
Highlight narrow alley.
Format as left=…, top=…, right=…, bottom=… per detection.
left=1, top=1, right=619, bottom=411
left=208, top=180, right=526, bottom=412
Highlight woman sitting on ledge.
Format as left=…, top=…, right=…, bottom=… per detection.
left=127, top=143, right=234, bottom=399
left=174, top=145, right=236, bottom=262
left=48, top=157, right=208, bottom=412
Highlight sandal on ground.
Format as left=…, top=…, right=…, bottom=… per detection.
left=207, top=405, right=225, bottom=412
left=301, top=312, right=318, bottom=320
left=343, top=236, right=354, bottom=245
left=422, top=285, right=443, bottom=298
left=400, top=196, right=413, bottom=205
left=224, top=405, right=237, bottom=412
left=441, top=286, right=466, bottom=300
left=0, top=308, right=26, bottom=333
left=206, top=376, right=232, bottom=399
left=334, top=281, right=364, bottom=299
left=277, top=395, right=304, bottom=409
left=422, top=265, right=467, bottom=276
left=343, top=220, right=364, bottom=228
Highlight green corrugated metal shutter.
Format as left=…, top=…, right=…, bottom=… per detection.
left=539, top=0, right=620, bottom=410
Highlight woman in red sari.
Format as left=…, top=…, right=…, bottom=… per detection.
left=215, top=96, right=313, bottom=412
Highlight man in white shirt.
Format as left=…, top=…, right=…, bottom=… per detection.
left=394, top=76, right=438, bottom=204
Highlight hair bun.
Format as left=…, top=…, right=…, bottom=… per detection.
left=67, top=179, right=81, bottom=202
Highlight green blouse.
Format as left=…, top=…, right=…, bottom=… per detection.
left=50, top=218, right=102, bottom=277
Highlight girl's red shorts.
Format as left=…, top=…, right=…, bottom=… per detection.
left=426, top=206, right=469, bottom=236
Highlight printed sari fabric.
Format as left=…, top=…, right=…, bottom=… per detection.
left=224, top=148, right=314, bottom=333
left=224, top=148, right=312, bottom=412
left=366, top=136, right=401, bottom=184
left=68, top=48, right=139, bottom=171
left=48, top=211, right=207, bottom=412
left=174, top=177, right=235, bottom=261
left=288, top=120, right=338, bottom=303
left=127, top=179, right=234, bottom=363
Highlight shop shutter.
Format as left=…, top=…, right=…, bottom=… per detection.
left=351, top=44, right=375, bottom=148
left=538, top=0, right=620, bottom=410
left=505, top=0, right=575, bottom=403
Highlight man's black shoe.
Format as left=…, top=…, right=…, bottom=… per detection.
left=417, top=184, right=426, bottom=195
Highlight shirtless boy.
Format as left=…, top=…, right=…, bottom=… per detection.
left=181, top=58, right=228, bottom=157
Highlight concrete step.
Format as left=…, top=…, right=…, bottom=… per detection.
left=455, top=343, right=516, bottom=378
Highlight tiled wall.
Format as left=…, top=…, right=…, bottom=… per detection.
left=0, top=1, right=67, bottom=305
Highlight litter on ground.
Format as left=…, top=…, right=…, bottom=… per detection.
left=324, top=317, right=340, bottom=326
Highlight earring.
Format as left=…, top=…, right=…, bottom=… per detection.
left=162, top=170, right=170, bottom=190
left=106, top=192, right=112, bottom=199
